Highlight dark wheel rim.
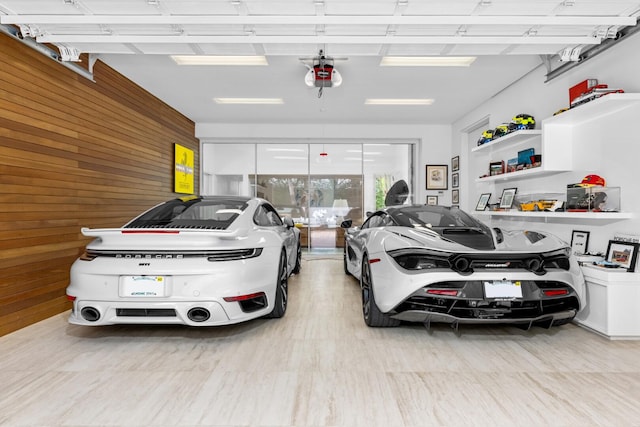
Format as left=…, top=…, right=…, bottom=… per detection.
left=296, top=245, right=301, bottom=269
left=278, top=253, right=288, bottom=311
left=361, top=259, right=371, bottom=321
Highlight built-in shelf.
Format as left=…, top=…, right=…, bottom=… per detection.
left=544, top=93, right=640, bottom=126
left=475, top=167, right=566, bottom=183
left=471, top=129, right=541, bottom=154
left=474, top=211, right=634, bottom=222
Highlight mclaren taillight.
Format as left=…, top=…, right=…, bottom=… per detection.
left=388, top=248, right=450, bottom=271
left=207, top=248, right=263, bottom=261
left=543, top=289, right=569, bottom=297
left=426, top=289, right=459, bottom=297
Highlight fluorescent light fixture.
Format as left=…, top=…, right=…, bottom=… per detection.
left=380, top=56, right=476, bottom=67
left=172, top=55, right=268, bottom=65
left=365, top=98, right=434, bottom=105
left=214, top=98, right=284, bottom=105
left=266, top=148, right=305, bottom=152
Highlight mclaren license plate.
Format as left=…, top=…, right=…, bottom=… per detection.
left=484, top=280, right=522, bottom=299
left=120, top=276, right=166, bottom=297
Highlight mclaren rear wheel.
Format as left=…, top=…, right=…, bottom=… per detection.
left=343, top=244, right=351, bottom=276
left=361, top=254, right=400, bottom=327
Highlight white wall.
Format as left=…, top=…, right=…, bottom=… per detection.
left=452, top=31, right=640, bottom=255
left=196, top=123, right=453, bottom=205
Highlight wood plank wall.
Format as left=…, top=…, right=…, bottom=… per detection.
left=0, top=33, right=200, bottom=336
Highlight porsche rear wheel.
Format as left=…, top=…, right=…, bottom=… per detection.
left=292, top=239, right=302, bottom=274
left=266, top=250, right=288, bottom=318
left=361, top=255, right=400, bottom=327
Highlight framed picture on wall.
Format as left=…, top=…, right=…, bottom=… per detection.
left=452, top=189, right=459, bottom=204
left=452, top=172, right=459, bottom=188
left=570, top=230, right=590, bottom=255
left=605, top=240, right=639, bottom=272
left=426, top=195, right=438, bottom=206
left=426, top=165, right=448, bottom=190
left=452, top=156, right=460, bottom=172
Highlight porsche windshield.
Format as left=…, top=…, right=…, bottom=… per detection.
left=125, top=197, right=249, bottom=229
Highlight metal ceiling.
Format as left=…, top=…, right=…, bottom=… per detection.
left=2, top=0, right=639, bottom=125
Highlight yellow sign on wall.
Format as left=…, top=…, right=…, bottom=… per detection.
left=174, top=143, right=194, bottom=194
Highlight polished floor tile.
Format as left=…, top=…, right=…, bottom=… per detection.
left=1, top=257, right=640, bottom=426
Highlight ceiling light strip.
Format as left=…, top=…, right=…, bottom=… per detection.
left=2, top=15, right=634, bottom=26
left=214, top=97, right=283, bottom=104
left=365, top=99, right=434, bottom=105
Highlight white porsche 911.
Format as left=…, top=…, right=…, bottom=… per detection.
left=341, top=204, right=585, bottom=329
left=66, top=196, right=301, bottom=326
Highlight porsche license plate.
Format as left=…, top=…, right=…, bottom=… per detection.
left=484, top=280, right=522, bottom=299
left=120, top=276, right=166, bottom=297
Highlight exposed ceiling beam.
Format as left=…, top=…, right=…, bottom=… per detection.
left=1, top=15, right=635, bottom=26
left=36, top=34, right=603, bottom=46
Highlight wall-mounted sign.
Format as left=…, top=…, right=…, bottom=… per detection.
left=174, top=143, right=194, bottom=194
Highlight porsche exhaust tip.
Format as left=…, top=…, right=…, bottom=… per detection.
left=187, top=307, right=211, bottom=322
left=80, top=306, right=101, bottom=322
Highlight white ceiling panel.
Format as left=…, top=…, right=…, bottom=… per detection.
left=1, top=0, right=638, bottom=125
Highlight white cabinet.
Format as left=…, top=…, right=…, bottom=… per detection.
left=574, top=265, right=640, bottom=339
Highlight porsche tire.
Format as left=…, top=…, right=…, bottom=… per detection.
left=361, top=254, right=400, bottom=327
left=292, top=239, right=302, bottom=274
left=266, top=250, right=288, bottom=318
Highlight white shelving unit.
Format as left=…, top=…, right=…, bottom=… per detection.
left=469, top=93, right=640, bottom=220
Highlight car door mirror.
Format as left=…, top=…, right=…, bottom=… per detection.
left=340, top=219, right=352, bottom=228
left=283, top=217, right=295, bottom=229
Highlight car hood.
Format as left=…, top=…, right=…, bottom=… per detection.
left=381, top=226, right=567, bottom=254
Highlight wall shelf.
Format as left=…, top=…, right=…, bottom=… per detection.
left=474, top=211, right=634, bottom=222
left=471, top=129, right=541, bottom=154
left=475, top=167, right=566, bottom=183
left=544, top=93, right=640, bottom=126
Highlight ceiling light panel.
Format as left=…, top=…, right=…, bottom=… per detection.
left=380, top=56, right=476, bottom=66
left=365, top=99, right=434, bottom=105
left=172, top=55, right=268, bottom=65
left=214, top=97, right=284, bottom=104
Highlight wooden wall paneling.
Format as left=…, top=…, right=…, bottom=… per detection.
left=0, top=32, right=200, bottom=336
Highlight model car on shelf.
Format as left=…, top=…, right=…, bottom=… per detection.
left=66, top=195, right=301, bottom=326
left=340, top=204, right=585, bottom=329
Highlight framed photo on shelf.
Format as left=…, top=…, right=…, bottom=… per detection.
left=499, top=187, right=517, bottom=209
left=605, top=240, right=639, bottom=272
left=451, top=156, right=460, bottom=172
left=452, top=189, right=459, bottom=204
left=426, top=195, right=438, bottom=206
left=426, top=165, right=448, bottom=190
left=475, top=193, right=491, bottom=211
left=452, top=172, right=459, bottom=188
left=570, top=230, right=590, bottom=255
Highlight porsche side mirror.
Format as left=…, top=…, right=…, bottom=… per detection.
left=283, top=217, right=295, bottom=228
left=340, top=219, right=352, bottom=228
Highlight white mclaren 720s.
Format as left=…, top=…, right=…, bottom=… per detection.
left=341, top=203, right=585, bottom=330
left=66, top=195, right=301, bottom=326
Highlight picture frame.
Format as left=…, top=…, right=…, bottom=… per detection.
left=475, top=193, right=491, bottom=211
left=451, top=156, right=460, bottom=172
left=426, top=165, right=448, bottom=190
left=605, top=240, right=639, bottom=272
left=452, top=172, right=459, bottom=188
left=499, top=187, right=517, bottom=209
left=570, top=230, right=590, bottom=255
left=452, top=189, right=459, bottom=204
left=426, top=195, right=438, bottom=206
